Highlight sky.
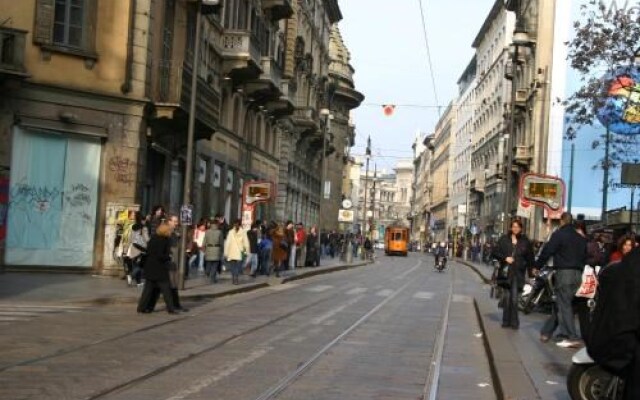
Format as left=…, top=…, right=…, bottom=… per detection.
left=338, top=0, right=638, bottom=216
left=338, top=0, right=496, bottom=173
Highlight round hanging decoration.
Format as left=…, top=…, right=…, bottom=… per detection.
left=596, top=66, right=640, bottom=135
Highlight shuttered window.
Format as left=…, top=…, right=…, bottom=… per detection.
left=34, top=0, right=97, bottom=56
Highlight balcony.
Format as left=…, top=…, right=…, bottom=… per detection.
left=0, top=27, right=28, bottom=78
left=262, top=0, right=294, bottom=21
left=265, top=79, right=295, bottom=117
left=150, top=61, right=220, bottom=143
left=221, top=30, right=262, bottom=79
left=244, top=57, right=283, bottom=102
left=513, top=145, right=533, bottom=167
left=292, top=107, right=319, bottom=136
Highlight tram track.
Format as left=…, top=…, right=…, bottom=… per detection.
left=0, top=261, right=379, bottom=374
left=90, top=260, right=424, bottom=400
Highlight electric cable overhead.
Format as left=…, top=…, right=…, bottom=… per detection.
left=417, top=0, right=440, bottom=116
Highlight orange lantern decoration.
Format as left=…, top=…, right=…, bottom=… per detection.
left=382, top=104, right=396, bottom=117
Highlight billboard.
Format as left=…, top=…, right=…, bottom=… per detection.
left=550, top=0, right=638, bottom=212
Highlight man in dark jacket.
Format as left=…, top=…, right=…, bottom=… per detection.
left=588, top=247, right=640, bottom=400
left=535, top=212, right=587, bottom=348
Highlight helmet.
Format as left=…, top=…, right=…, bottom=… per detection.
left=440, top=242, right=446, bottom=247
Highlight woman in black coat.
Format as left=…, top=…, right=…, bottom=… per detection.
left=492, top=219, right=534, bottom=329
left=137, top=223, right=177, bottom=314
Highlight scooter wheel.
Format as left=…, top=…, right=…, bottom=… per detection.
left=567, top=363, right=621, bottom=400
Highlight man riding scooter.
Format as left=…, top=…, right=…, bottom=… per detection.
left=434, top=242, right=448, bottom=270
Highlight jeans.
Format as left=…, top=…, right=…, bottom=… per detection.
left=502, top=273, right=520, bottom=328
left=245, top=253, right=259, bottom=275
left=260, top=248, right=272, bottom=275
left=289, top=245, right=297, bottom=271
left=554, top=269, right=582, bottom=340
left=205, top=260, right=220, bottom=283
left=189, top=250, right=204, bottom=272
left=227, top=259, right=243, bottom=279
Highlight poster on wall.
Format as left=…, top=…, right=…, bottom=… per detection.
left=212, top=164, right=221, bottom=188
left=226, top=170, right=234, bottom=192
left=198, top=158, right=207, bottom=184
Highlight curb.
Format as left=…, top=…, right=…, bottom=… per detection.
left=458, top=259, right=491, bottom=284
left=65, top=261, right=372, bottom=306
left=281, top=261, right=371, bottom=283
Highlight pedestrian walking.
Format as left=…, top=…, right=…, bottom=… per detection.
left=147, top=205, right=166, bottom=237
left=535, top=212, right=587, bottom=348
left=608, top=234, right=635, bottom=265
left=305, top=225, right=320, bottom=267
left=188, top=220, right=206, bottom=274
left=285, top=221, right=296, bottom=271
left=126, top=221, right=149, bottom=286
left=245, top=222, right=260, bottom=277
left=492, top=219, right=534, bottom=329
left=166, top=215, right=188, bottom=312
left=295, top=223, right=306, bottom=269
left=259, top=226, right=274, bottom=275
left=224, top=219, right=249, bottom=285
left=271, top=224, right=287, bottom=277
left=587, top=246, right=640, bottom=400
left=137, top=222, right=178, bottom=314
left=203, top=218, right=223, bottom=283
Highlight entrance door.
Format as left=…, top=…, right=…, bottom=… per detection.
left=6, top=128, right=101, bottom=267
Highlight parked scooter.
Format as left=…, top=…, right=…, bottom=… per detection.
left=567, top=347, right=624, bottom=400
left=519, top=267, right=555, bottom=314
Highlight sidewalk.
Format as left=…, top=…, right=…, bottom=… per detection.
left=0, top=257, right=370, bottom=306
left=458, top=259, right=573, bottom=400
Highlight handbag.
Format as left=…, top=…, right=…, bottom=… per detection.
left=496, top=247, right=517, bottom=288
left=575, top=265, right=599, bottom=299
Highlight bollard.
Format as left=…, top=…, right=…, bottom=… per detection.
left=346, top=241, right=353, bottom=264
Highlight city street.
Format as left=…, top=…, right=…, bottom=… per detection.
left=0, top=254, right=498, bottom=400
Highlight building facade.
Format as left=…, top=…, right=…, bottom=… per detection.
left=470, top=0, right=514, bottom=240
left=450, top=57, right=477, bottom=237
left=430, top=103, right=456, bottom=242
left=0, top=0, right=361, bottom=273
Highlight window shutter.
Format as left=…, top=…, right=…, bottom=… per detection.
left=33, top=0, right=55, bottom=45
left=84, top=0, right=98, bottom=52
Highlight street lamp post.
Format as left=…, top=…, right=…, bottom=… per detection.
left=319, top=108, right=331, bottom=232
left=178, top=0, right=203, bottom=290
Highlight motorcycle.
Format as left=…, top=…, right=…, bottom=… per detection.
left=435, top=256, right=447, bottom=272
left=567, top=347, right=624, bottom=400
left=518, top=267, right=555, bottom=314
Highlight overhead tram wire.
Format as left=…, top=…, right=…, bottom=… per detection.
left=417, top=0, right=441, bottom=116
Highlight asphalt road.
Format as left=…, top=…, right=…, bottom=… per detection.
left=0, top=254, right=496, bottom=400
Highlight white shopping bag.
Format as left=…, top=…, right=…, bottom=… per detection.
left=575, top=265, right=598, bottom=299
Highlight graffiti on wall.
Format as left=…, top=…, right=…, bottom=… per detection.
left=108, top=155, right=138, bottom=185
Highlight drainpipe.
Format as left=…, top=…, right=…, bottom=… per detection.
left=121, top=0, right=137, bottom=94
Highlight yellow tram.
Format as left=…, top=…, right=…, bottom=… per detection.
left=384, top=226, right=409, bottom=256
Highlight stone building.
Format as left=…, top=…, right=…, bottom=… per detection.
left=0, top=0, right=361, bottom=273
left=412, top=134, right=435, bottom=247
left=505, top=0, right=556, bottom=239
left=1, top=0, right=154, bottom=271
left=450, top=57, right=477, bottom=236
left=430, top=103, right=456, bottom=242
left=470, top=0, right=514, bottom=240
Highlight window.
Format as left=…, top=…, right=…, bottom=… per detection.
left=34, top=0, right=97, bottom=57
left=53, top=0, right=84, bottom=48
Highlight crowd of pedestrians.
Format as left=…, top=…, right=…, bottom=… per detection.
left=116, top=206, right=373, bottom=314
left=489, top=213, right=639, bottom=399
